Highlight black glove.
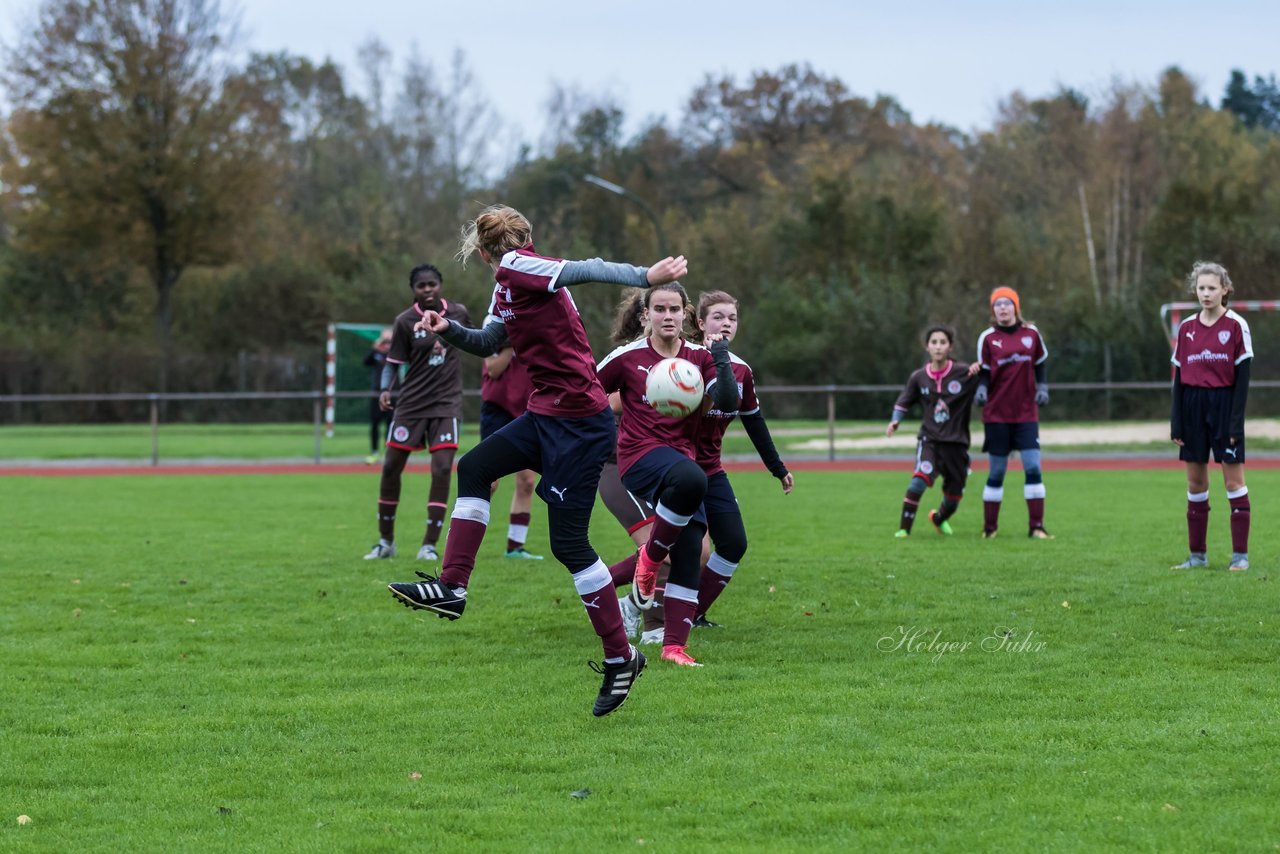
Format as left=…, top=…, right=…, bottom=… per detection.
left=1035, top=383, right=1049, bottom=407
left=975, top=385, right=988, bottom=407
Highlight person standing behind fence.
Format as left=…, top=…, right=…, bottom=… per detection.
left=1170, top=261, right=1253, bottom=572
left=888, top=324, right=978, bottom=537
left=363, top=328, right=394, bottom=465
left=364, top=264, right=474, bottom=561
left=974, top=287, right=1052, bottom=539
left=480, top=335, right=544, bottom=560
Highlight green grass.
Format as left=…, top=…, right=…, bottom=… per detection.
left=2, top=469, right=1277, bottom=850
left=4, top=421, right=1278, bottom=463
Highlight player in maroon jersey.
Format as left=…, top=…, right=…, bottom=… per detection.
left=1170, top=261, right=1254, bottom=571
left=888, top=324, right=979, bottom=537
left=597, top=284, right=741, bottom=667
left=974, top=286, right=1052, bottom=539
left=597, top=294, right=682, bottom=644
left=386, top=204, right=688, bottom=716
left=684, top=291, right=792, bottom=627
left=364, top=264, right=473, bottom=562
left=479, top=332, right=543, bottom=560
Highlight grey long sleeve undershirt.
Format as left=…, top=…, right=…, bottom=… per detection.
left=435, top=258, right=653, bottom=357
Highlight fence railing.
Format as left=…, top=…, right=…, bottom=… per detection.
left=2, top=382, right=1278, bottom=465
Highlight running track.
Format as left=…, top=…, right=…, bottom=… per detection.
left=6, top=457, right=1280, bottom=477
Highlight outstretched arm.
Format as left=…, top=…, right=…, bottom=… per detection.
left=555, top=255, right=688, bottom=288
left=433, top=317, right=510, bottom=357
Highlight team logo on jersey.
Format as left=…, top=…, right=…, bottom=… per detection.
left=1218, top=330, right=1231, bottom=345
left=393, top=425, right=410, bottom=443
left=947, top=380, right=962, bottom=395
left=933, top=398, right=950, bottom=424
left=1021, top=336, right=1033, bottom=348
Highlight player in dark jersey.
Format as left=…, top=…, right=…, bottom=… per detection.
left=597, top=284, right=740, bottom=667
left=386, top=204, right=689, bottom=716
left=974, top=287, right=1052, bottom=539
left=1170, top=261, right=1254, bottom=571
left=364, top=264, right=473, bottom=561
left=479, top=331, right=543, bottom=560
left=887, top=324, right=978, bottom=537
left=362, top=328, right=393, bottom=464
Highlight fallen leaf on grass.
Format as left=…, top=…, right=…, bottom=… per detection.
left=72, top=579, right=81, bottom=585
left=803, top=612, right=813, bottom=617
left=570, top=789, right=591, bottom=799
left=1163, top=803, right=1178, bottom=812
left=73, top=609, right=82, bottom=618
left=1061, top=601, right=1070, bottom=609
left=186, top=619, right=197, bottom=624
left=17, top=815, right=31, bottom=826
left=768, top=586, right=776, bottom=593
left=408, top=772, right=422, bottom=781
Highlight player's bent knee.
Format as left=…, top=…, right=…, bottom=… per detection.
left=908, top=476, right=929, bottom=496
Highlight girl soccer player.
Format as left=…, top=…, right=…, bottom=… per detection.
left=975, top=287, right=1052, bottom=539
left=364, top=265, right=473, bottom=561
left=386, top=204, right=688, bottom=717
left=1170, top=261, right=1253, bottom=571
left=887, top=324, right=978, bottom=537
left=597, top=284, right=740, bottom=666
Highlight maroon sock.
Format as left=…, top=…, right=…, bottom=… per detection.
left=899, top=494, right=920, bottom=532
left=662, top=594, right=698, bottom=649
left=1027, top=498, right=1045, bottom=529
left=696, top=568, right=729, bottom=618
left=983, top=501, right=1001, bottom=533
left=1187, top=498, right=1210, bottom=554
left=581, top=580, right=631, bottom=661
left=439, top=517, right=487, bottom=588
left=507, top=511, right=531, bottom=552
left=424, top=502, right=447, bottom=547
left=643, top=511, right=689, bottom=565
left=608, top=552, right=638, bottom=588
left=1229, top=495, right=1250, bottom=553
left=377, top=499, right=397, bottom=541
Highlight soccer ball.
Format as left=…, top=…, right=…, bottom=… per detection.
left=645, top=357, right=705, bottom=418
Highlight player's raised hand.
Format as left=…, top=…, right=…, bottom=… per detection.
left=415, top=310, right=448, bottom=334
left=646, top=255, right=688, bottom=286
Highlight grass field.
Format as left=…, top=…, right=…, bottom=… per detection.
left=3, top=468, right=1278, bottom=850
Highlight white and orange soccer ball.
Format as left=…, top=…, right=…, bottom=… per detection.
left=644, top=357, right=705, bottom=418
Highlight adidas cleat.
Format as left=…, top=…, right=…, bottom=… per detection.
left=589, top=646, right=645, bottom=717
left=387, top=572, right=466, bottom=620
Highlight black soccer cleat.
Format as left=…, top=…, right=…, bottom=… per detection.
left=387, top=571, right=467, bottom=620
left=691, top=615, right=723, bottom=629
left=589, top=647, right=645, bottom=717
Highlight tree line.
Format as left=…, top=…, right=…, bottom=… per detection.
left=2, top=0, right=1279, bottom=422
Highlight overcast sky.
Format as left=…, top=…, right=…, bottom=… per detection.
left=4, top=0, right=1278, bottom=145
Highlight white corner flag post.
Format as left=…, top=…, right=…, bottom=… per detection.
left=325, top=323, right=337, bottom=438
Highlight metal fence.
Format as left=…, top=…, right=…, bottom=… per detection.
left=2, top=382, right=1278, bottom=465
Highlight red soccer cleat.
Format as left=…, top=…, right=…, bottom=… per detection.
left=660, top=644, right=703, bottom=667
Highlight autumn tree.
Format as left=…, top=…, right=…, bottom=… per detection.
left=1, top=0, right=275, bottom=391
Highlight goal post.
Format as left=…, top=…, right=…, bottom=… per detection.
left=325, top=322, right=391, bottom=438
left=1160, top=300, right=1280, bottom=349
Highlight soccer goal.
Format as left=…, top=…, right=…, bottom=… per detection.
left=324, top=322, right=391, bottom=438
